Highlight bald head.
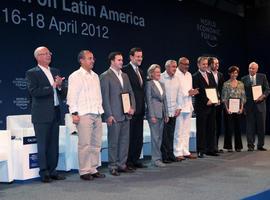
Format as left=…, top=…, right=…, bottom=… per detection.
left=249, top=62, right=259, bottom=76
left=34, top=46, right=52, bottom=67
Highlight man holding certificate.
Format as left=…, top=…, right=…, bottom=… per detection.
left=192, top=56, right=218, bottom=158
left=100, top=52, right=136, bottom=176
left=221, top=66, right=246, bottom=152
left=241, top=62, right=270, bottom=151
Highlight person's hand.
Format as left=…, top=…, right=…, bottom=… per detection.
left=72, top=115, right=80, bottom=124
left=238, top=108, right=243, bottom=114
left=151, top=117, right=157, bottom=124
left=107, top=116, right=116, bottom=126
left=255, top=94, right=265, bottom=103
left=188, top=88, right=199, bottom=96
left=128, top=108, right=135, bottom=115
left=207, top=100, right=213, bottom=106
left=174, top=109, right=181, bottom=117
left=226, top=108, right=232, bottom=115
left=164, top=117, right=169, bottom=123
left=54, top=76, right=65, bottom=88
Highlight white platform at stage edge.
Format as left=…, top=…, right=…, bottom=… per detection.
left=0, top=130, right=14, bottom=183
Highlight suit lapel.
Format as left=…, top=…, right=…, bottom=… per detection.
left=35, top=66, right=51, bottom=86
left=108, top=69, right=123, bottom=89
left=152, top=80, right=162, bottom=98
left=128, top=64, right=143, bottom=88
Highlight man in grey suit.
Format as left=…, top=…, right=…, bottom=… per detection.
left=241, top=62, right=270, bottom=151
left=100, top=52, right=136, bottom=176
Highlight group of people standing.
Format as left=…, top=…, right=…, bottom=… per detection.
left=26, top=46, right=270, bottom=183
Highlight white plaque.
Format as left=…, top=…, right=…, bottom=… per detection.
left=229, top=98, right=240, bottom=113
left=205, top=88, right=218, bottom=104
left=121, top=93, right=131, bottom=114
left=252, top=85, right=262, bottom=101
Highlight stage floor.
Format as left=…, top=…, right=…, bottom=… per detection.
left=1, top=135, right=270, bottom=200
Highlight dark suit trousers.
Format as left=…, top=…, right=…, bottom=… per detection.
left=215, top=105, right=224, bottom=150
left=246, top=106, right=266, bottom=149
left=33, top=108, right=60, bottom=178
left=224, top=113, right=243, bottom=150
left=127, top=114, right=144, bottom=165
left=161, top=117, right=176, bottom=160
left=196, top=107, right=216, bottom=153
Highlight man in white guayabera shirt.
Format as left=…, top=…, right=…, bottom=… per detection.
left=159, top=60, right=181, bottom=163
left=174, top=57, right=199, bottom=161
left=67, top=50, right=106, bottom=181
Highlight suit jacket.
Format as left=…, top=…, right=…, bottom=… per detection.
left=122, top=63, right=145, bottom=116
left=211, top=71, right=225, bottom=99
left=192, top=71, right=217, bottom=113
left=26, top=66, right=65, bottom=123
left=145, top=80, right=168, bottom=119
left=100, top=69, right=136, bottom=122
left=241, top=73, right=270, bottom=113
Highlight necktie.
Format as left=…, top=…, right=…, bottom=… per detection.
left=251, top=76, right=255, bottom=86
left=203, top=73, right=209, bottom=85
left=136, top=67, right=143, bottom=87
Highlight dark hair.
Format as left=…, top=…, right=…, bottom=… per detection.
left=129, top=47, right=142, bottom=56
left=208, top=57, right=218, bottom=66
left=108, top=51, right=123, bottom=64
left=228, top=66, right=240, bottom=74
left=77, top=50, right=92, bottom=63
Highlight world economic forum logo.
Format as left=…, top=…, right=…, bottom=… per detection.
left=13, top=97, right=30, bottom=110
left=197, top=18, right=221, bottom=48
left=12, top=78, right=27, bottom=90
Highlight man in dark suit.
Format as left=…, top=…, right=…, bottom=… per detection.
left=100, top=52, right=136, bottom=176
left=122, top=47, right=147, bottom=169
left=241, top=62, right=270, bottom=151
left=208, top=57, right=225, bottom=153
left=192, top=56, right=218, bottom=158
left=26, top=46, right=66, bottom=183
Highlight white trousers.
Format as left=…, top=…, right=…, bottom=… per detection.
left=174, top=112, right=192, bottom=157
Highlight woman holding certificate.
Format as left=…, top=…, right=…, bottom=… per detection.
left=145, top=64, right=169, bottom=167
left=221, top=66, right=246, bottom=152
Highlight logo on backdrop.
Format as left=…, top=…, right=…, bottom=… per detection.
left=13, top=97, right=30, bottom=110
left=197, top=18, right=221, bottom=48
left=13, top=78, right=27, bottom=90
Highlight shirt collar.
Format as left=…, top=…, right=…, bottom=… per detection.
left=79, top=67, right=93, bottom=75
left=110, top=67, right=122, bottom=76
left=38, top=64, right=50, bottom=71
left=130, top=61, right=138, bottom=71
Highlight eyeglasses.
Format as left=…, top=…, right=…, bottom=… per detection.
left=38, top=52, right=52, bottom=56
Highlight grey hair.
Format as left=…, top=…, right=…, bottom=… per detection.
left=147, top=64, right=161, bottom=79
left=33, top=46, right=46, bottom=58
left=249, top=61, right=259, bottom=68
left=77, top=50, right=92, bottom=63
left=165, top=60, right=177, bottom=69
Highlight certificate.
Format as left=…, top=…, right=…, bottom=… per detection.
left=252, top=85, right=262, bottom=100
left=121, top=92, right=131, bottom=114
left=205, top=88, right=218, bottom=104
left=228, top=98, right=240, bottom=113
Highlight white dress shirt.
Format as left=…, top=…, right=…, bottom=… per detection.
left=67, top=67, right=104, bottom=116
left=160, top=71, right=182, bottom=117
left=110, top=67, right=123, bottom=87
left=175, top=68, right=194, bottom=113
left=153, top=80, right=163, bottom=96
left=38, top=65, right=59, bottom=106
left=212, top=71, right=218, bottom=85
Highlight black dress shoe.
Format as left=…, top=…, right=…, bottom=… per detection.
left=51, top=174, right=66, bottom=180
left=248, top=148, right=254, bottom=152
left=110, top=169, right=120, bottom=176
left=134, top=162, right=148, bottom=168
left=92, top=172, right=106, bottom=178
left=118, top=167, right=134, bottom=173
left=168, top=157, right=177, bottom=162
left=235, top=149, right=242, bottom=152
left=218, top=149, right=224, bottom=153
left=80, top=173, right=94, bottom=181
left=163, top=159, right=172, bottom=164
left=198, top=152, right=204, bottom=158
left=41, top=175, right=52, bottom=183
left=257, top=147, right=267, bottom=151
left=206, top=152, right=219, bottom=156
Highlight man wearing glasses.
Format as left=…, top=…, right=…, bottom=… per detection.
left=26, top=46, right=66, bottom=183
